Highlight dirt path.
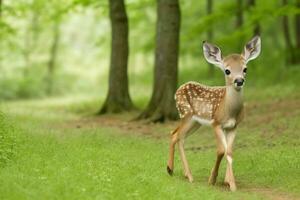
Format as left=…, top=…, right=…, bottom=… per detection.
left=63, top=112, right=178, bottom=140
left=62, top=97, right=300, bottom=138
left=243, top=187, right=300, bottom=200
left=213, top=182, right=299, bottom=200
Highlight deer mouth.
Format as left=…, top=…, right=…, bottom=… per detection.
left=234, top=83, right=243, bottom=91
left=233, top=78, right=245, bottom=91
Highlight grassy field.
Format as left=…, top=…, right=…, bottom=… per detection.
left=0, top=85, right=300, bottom=200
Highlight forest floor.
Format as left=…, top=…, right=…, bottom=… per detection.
left=0, top=85, right=300, bottom=200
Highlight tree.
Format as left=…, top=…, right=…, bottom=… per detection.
left=47, top=18, right=61, bottom=95
left=236, top=0, right=243, bottom=28
left=295, top=0, right=300, bottom=62
left=137, top=0, right=181, bottom=122
left=22, top=0, right=41, bottom=76
left=45, top=0, right=66, bottom=95
left=0, top=0, right=2, bottom=17
left=206, top=0, right=213, bottom=43
left=207, top=0, right=214, bottom=76
left=248, top=0, right=260, bottom=35
left=235, top=0, right=244, bottom=50
left=282, top=0, right=292, bottom=51
left=282, top=0, right=299, bottom=64
left=100, top=0, right=134, bottom=113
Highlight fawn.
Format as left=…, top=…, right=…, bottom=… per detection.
left=167, top=36, right=261, bottom=191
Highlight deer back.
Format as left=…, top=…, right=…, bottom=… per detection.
left=175, top=82, right=225, bottom=121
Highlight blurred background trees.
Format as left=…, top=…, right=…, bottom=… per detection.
left=137, top=0, right=180, bottom=122
left=282, top=0, right=300, bottom=64
left=0, top=0, right=300, bottom=120
left=100, top=0, right=134, bottom=114
left=0, top=0, right=2, bottom=17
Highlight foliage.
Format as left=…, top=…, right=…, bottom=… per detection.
left=0, top=0, right=300, bottom=100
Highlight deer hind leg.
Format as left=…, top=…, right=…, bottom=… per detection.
left=178, top=139, right=193, bottom=182
left=178, top=118, right=200, bottom=182
left=208, top=125, right=226, bottom=185
left=167, top=127, right=179, bottom=176
left=224, top=130, right=237, bottom=191
left=167, top=116, right=200, bottom=182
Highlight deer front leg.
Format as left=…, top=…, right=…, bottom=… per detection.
left=224, top=130, right=237, bottom=191
left=209, top=126, right=226, bottom=185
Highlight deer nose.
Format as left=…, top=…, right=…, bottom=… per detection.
left=234, top=78, right=244, bottom=86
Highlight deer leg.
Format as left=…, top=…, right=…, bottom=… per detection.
left=167, top=117, right=199, bottom=177
left=224, top=130, right=236, bottom=191
left=177, top=118, right=200, bottom=182
left=167, top=127, right=179, bottom=175
left=208, top=126, right=226, bottom=185
left=178, top=139, right=194, bottom=182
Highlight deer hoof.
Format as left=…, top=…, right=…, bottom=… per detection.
left=167, top=166, right=173, bottom=176
left=229, top=183, right=237, bottom=192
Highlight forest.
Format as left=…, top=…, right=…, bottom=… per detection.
left=1, top=0, right=300, bottom=199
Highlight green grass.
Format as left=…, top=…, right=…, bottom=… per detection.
left=0, top=85, right=300, bottom=199
left=0, top=121, right=262, bottom=200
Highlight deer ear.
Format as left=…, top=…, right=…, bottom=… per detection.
left=203, top=41, right=223, bottom=68
left=243, top=36, right=261, bottom=63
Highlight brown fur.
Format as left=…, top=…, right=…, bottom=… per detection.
left=167, top=36, right=261, bottom=192
left=167, top=59, right=246, bottom=191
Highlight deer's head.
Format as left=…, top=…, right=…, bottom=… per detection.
left=203, top=36, right=261, bottom=91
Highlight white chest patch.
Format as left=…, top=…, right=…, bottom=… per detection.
left=222, top=118, right=236, bottom=129
left=192, top=116, right=213, bottom=126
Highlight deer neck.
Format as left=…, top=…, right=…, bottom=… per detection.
left=224, top=85, right=244, bottom=118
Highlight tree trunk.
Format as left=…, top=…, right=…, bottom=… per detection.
left=100, top=0, right=134, bottom=114
left=0, top=0, right=2, bottom=70
left=23, top=27, right=31, bottom=76
left=236, top=0, right=244, bottom=50
left=0, top=0, right=2, bottom=17
left=207, top=0, right=214, bottom=76
left=47, top=20, right=60, bottom=95
left=236, top=0, right=243, bottom=28
left=22, top=4, right=39, bottom=76
left=248, top=0, right=260, bottom=35
left=295, top=0, right=300, bottom=63
left=282, top=0, right=294, bottom=64
left=137, top=0, right=180, bottom=122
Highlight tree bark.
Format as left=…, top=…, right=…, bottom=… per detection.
left=282, top=0, right=294, bottom=64
left=23, top=25, right=32, bottom=76
left=0, top=0, right=2, bottom=17
left=295, top=0, right=300, bottom=63
left=137, top=0, right=180, bottom=122
left=235, top=0, right=244, bottom=50
left=236, top=0, right=243, bottom=28
left=100, top=0, right=134, bottom=113
left=207, top=0, right=214, bottom=76
left=22, top=4, right=39, bottom=76
left=47, top=20, right=60, bottom=95
left=248, top=0, right=260, bottom=35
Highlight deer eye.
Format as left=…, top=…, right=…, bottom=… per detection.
left=225, top=69, right=231, bottom=75
left=243, top=68, right=247, bottom=73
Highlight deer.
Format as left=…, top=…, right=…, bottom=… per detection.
left=166, top=36, right=261, bottom=191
